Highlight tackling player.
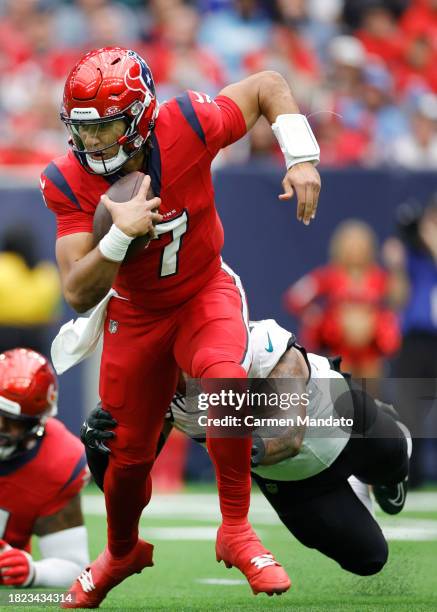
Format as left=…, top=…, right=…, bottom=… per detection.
left=0, top=349, right=89, bottom=588
left=41, top=47, right=321, bottom=605
left=82, top=319, right=410, bottom=579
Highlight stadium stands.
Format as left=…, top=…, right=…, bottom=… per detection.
left=0, top=0, right=436, bottom=172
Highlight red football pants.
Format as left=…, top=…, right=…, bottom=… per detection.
left=100, top=266, right=252, bottom=556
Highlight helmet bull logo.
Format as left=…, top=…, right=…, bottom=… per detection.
left=125, top=50, right=156, bottom=102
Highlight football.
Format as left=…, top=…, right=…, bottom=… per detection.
left=93, top=171, right=155, bottom=262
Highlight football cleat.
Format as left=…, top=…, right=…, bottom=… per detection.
left=373, top=479, right=408, bottom=515
left=215, top=522, right=291, bottom=596
left=61, top=539, right=154, bottom=608
left=373, top=399, right=412, bottom=515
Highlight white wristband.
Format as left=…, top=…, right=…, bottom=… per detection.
left=99, top=224, right=133, bottom=262
left=272, top=114, right=320, bottom=170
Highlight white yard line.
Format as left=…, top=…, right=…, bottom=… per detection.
left=83, top=492, right=437, bottom=542
left=380, top=519, right=437, bottom=541
left=83, top=491, right=437, bottom=521
left=399, top=492, right=437, bottom=512
left=196, top=579, right=246, bottom=586
left=140, top=526, right=218, bottom=540
left=140, top=521, right=436, bottom=542
left=140, top=526, right=265, bottom=541
left=84, top=492, right=276, bottom=522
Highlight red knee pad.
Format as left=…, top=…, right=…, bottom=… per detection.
left=106, top=424, right=157, bottom=467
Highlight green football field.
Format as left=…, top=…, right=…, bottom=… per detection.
left=3, top=484, right=437, bottom=611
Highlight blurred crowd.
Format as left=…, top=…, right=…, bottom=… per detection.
left=2, top=0, right=437, bottom=171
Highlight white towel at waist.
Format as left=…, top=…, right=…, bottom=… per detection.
left=51, top=289, right=118, bottom=374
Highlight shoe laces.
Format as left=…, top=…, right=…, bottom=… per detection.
left=250, top=554, right=278, bottom=569
left=78, top=568, right=95, bottom=593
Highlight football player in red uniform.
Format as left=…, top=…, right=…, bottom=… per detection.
left=41, top=47, right=321, bottom=606
left=0, top=349, right=89, bottom=588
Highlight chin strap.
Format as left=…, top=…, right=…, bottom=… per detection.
left=85, top=146, right=130, bottom=175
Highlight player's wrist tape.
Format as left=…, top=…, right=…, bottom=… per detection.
left=99, top=224, right=133, bottom=262
left=272, top=114, right=320, bottom=169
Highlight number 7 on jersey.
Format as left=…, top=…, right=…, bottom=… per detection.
left=156, top=210, right=188, bottom=277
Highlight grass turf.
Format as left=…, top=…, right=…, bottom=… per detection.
left=2, top=485, right=437, bottom=611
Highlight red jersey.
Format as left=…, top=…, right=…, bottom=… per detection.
left=284, top=264, right=400, bottom=362
left=285, top=264, right=389, bottom=313
left=0, top=419, right=87, bottom=551
left=41, top=92, right=246, bottom=310
left=401, top=1, right=437, bottom=53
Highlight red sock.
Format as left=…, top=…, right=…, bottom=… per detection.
left=104, top=462, right=152, bottom=558
left=203, top=363, right=251, bottom=526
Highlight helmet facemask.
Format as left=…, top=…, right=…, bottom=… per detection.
left=62, top=99, right=156, bottom=175
left=0, top=412, right=45, bottom=461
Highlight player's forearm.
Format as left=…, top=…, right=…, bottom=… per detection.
left=34, top=526, right=89, bottom=587
left=33, top=558, right=85, bottom=588
left=261, top=432, right=303, bottom=465
left=63, top=248, right=120, bottom=313
left=262, top=347, right=309, bottom=462
left=260, top=390, right=306, bottom=466
left=257, top=71, right=301, bottom=125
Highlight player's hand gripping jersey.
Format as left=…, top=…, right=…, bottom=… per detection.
left=41, top=92, right=246, bottom=309
left=0, top=418, right=87, bottom=552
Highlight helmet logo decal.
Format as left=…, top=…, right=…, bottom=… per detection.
left=124, top=50, right=155, bottom=100
left=106, top=105, right=121, bottom=116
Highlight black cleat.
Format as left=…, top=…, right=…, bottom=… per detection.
left=373, top=399, right=412, bottom=515
left=373, top=479, right=408, bottom=515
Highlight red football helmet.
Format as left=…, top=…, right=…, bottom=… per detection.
left=61, top=46, right=158, bottom=175
left=0, top=349, right=58, bottom=460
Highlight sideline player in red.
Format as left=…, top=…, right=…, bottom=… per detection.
left=41, top=47, right=321, bottom=606
left=0, top=349, right=89, bottom=588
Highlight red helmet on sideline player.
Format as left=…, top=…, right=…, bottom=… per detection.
left=0, top=349, right=58, bottom=461
left=61, top=46, right=158, bottom=175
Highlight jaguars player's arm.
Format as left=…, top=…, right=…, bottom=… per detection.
left=251, top=344, right=309, bottom=467
left=219, top=73, right=321, bottom=225
left=0, top=495, right=89, bottom=588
